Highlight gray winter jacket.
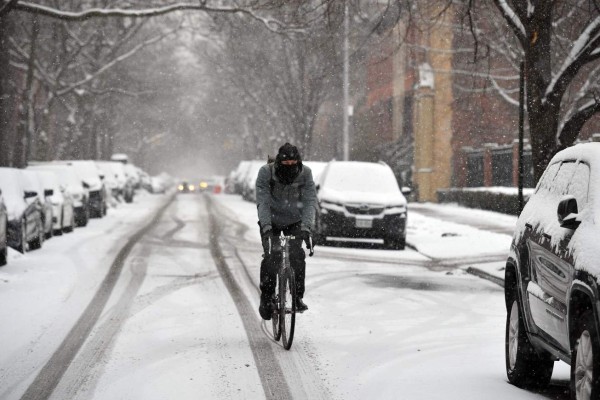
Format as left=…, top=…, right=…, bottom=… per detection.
left=255, top=163, right=316, bottom=233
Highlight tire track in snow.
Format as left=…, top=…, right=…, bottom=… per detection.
left=19, top=194, right=175, bottom=400
left=206, top=197, right=294, bottom=400
left=208, top=196, right=332, bottom=400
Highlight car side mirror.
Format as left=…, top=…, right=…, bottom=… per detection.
left=24, top=190, right=37, bottom=199
left=82, top=181, right=90, bottom=189
left=44, top=189, right=54, bottom=197
left=401, top=186, right=412, bottom=196
left=558, top=195, right=580, bottom=229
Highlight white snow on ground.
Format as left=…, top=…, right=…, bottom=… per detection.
left=0, top=191, right=171, bottom=400
left=0, top=193, right=573, bottom=400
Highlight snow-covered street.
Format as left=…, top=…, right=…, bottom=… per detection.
left=0, top=193, right=572, bottom=399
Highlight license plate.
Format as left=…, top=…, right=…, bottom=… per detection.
left=355, top=218, right=372, bottom=229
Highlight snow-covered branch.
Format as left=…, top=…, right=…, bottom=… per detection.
left=545, top=15, right=600, bottom=103
left=12, top=1, right=297, bottom=33
left=57, top=26, right=180, bottom=97
left=492, top=0, right=526, bottom=43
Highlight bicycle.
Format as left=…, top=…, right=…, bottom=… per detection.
left=268, top=233, right=314, bottom=350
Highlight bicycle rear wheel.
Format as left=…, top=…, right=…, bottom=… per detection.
left=272, top=275, right=281, bottom=341
left=280, top=269, right=296, bottom=350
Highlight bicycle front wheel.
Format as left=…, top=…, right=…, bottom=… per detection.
left=280, top=269, right=296, bottom=350
left=272, top=274, right=281, bottom=341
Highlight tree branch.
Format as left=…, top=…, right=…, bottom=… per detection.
left=12, top=1, right=298, bottom=33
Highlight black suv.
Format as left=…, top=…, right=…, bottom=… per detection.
left=505, top=143, right=600, bottom=399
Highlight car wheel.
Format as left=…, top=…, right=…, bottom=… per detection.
left=571, top=310, right=600, bottom=400
left=29, top=220, right=44, bottom=250
left=505, top=292, right=554, bottom=389
left=0, top=244, right=6, bottom=266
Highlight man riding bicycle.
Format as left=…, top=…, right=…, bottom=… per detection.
left=256, top=143, right=316, bottom=320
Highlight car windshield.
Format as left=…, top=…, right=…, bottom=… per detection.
left=323, top=163, right=400, bottom=194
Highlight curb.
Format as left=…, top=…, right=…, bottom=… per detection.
left=465, top=267, right=504, bottom=288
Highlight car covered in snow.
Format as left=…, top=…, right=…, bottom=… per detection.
left=26, top=168, right=75, bottom=235
left=505, top=142, right=600, bottom=397
left=22, top=170, right=54, bottom=240
left=0, top=190, right=7, bottom=266
left=61, top=161, right=106, bottom=218
left=314, top=161, right=408, bottom=249
left=28, top=163, right=89, bottom=227
left=0, top=168, right=44, bottom=253
left=241, top=161, right=266, bottom=202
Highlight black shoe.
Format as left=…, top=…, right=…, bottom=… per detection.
left=296, top=298, right=308, bottom=312
left=259, top=297, right=272, bottom=320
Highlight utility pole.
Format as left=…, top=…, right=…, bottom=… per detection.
left=342, top=1, right=350, bottom=161
left=518, top=61, right=525, bottom=213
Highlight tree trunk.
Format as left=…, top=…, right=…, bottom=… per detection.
left=0, top=15, right=12, bottom=167
left=525, top=4, right=557, bottom=183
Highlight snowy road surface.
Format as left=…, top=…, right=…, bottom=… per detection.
left=0, top=193, right=573, bottom=399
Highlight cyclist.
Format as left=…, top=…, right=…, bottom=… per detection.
left=256, top=142, right=316, bottom=320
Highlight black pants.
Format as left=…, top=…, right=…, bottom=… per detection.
left=259, top=222, right=306, bottom=300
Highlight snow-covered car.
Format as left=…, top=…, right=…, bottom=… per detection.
left=27, top=168, right=75, bottom=235
left=230, top=160, right=252, bottom=195
left=22, top=170, right=54, bottom=240
left=28, top=164, right=89, bottom=227
left=0, top=190, right=7, bottom=266
left=60, top=161, right=106, bottom=218
left=95, top=161, right=119, bottom=206
left=314, top=161, right=408, bottom=249
left=0, top=168, right=44, bottom=253
left=100, top=161, right=133, bottom=203
left=505, top=142, right=600, bottom=396
left=241, top=161, right=265, bottom=202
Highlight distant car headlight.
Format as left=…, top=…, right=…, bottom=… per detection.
left=178, top=185, right=184, bottom=191
left=189, top=185, right=195, bottom=191
left=199, top=182, right=208, bottom=189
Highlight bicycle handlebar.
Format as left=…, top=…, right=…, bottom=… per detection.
left=268, top=234, right=315, bottom=257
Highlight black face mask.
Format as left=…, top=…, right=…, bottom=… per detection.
left=277, top=163, right=300, bottom=184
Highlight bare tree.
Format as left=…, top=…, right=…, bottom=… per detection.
left=455, top=0, right=600, bottom=182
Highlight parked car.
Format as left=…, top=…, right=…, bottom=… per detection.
left=60, top=161, right=106, bottom=218
left=241, top=161, right=265, bottom=202
left=28, top=164, right=89, bottom=227
left=504, top=142, right=600, bottom=398
left=231, top=160, right=252, bottom=195
left=22, top=170, right=54, bottom=240
left=27, top=168, right=75, bottom=235
left=0, top=190, right=7, bottom=266
left=99, top=161, right=133, bottom=203
left=0, top=168, right=44, bottom=253
left=314, top=161, right=408, bottom=249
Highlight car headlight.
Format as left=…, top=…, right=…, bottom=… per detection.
left=178, top=185, right=184, bottom=191
left=189, top=185, right=195, bottom=191
left=199, top=182, right=208, bottom=189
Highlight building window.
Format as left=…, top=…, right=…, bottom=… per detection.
left=466, top=152, right=484, bottom=187
left=491, top=149, right=513, bottom=187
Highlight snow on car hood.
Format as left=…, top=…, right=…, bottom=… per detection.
left=319, top=187, right=406, bottom=207
left=0, top=168, right=26, bottom=219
